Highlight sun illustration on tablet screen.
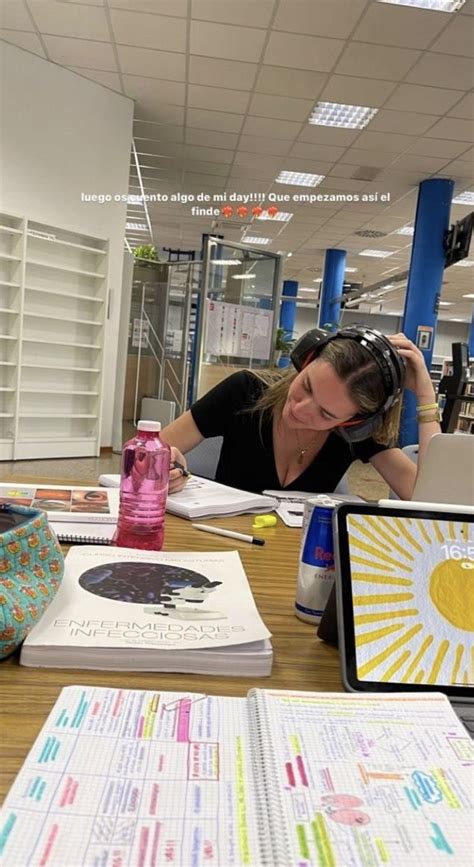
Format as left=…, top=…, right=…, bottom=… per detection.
left=348, top=515, right=474, bottom=687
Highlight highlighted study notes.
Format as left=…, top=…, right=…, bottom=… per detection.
left=0, top=686, right=472, bottom=866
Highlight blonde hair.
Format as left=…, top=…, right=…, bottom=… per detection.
left=253, top=338, right=403, bottom=446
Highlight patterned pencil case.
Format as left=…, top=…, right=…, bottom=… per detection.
left=0, top=503, right=64, bottom=659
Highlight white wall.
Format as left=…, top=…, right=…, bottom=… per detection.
left=294, top=305, right=470, bottom=359
left=0, top=42, right=134, bottom=446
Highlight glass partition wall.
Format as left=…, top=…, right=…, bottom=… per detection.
left=192, top=237, right=282, bottom=402
left=116, top=241, right=281, bottom=448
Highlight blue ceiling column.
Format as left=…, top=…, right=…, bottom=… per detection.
left=278, top=279, right=298, bottom=368
left=400, top=178, right=454, bottom=446
left=318, top=249, right=346, bottom=331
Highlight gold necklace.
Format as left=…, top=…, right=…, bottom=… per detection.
left=295, top=429, right=321, bottom=464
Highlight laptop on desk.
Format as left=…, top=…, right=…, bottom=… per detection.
left=331, top=502, right=474, bottom=736
left=410, top=433, right=474, bottom=506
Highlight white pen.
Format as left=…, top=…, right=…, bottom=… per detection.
left=191, top=523, right=265, bottom=546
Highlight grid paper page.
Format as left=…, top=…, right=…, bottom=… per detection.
left=0, top=686, right=263, bottom=867
left=256, top=690, right=474, bottom=867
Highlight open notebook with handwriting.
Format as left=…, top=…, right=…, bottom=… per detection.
left=1, top=685, right=472, bottom=866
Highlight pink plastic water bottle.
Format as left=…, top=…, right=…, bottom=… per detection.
left=113, top=420, right=171, bottom=550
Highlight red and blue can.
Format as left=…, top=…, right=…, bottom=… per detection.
left=295, top=497, right=337, bottom=625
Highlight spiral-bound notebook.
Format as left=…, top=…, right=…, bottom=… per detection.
left=49, top=520, right=115, bottom=545
left=1, top=685, right=472, bottom=866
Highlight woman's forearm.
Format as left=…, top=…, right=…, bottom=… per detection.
left=415, top=386, right=441, bottom=467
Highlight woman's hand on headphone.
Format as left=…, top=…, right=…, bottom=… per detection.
left=387, top=333, right=435, bottom=400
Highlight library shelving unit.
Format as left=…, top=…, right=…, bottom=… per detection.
left=0, top=211, right=108, bottom=460
left=430, top=355, right=448, bottom=393
left=456, top=366, right=474, bottom=435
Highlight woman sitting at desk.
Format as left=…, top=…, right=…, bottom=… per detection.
left=164, top=326, right=441, bottom=500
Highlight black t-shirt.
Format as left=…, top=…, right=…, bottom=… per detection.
left=190, top=371, right=388, bottom=494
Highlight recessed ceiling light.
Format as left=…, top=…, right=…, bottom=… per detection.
left=454, top=259, right=474, bottom=267
left=287, top=252, right=293, bottom=257
left=242, top=236, right=271, bottom=245
left=345, top=267, right=358, bottom=273
left=452, top=190, right=474, bottom=205
left=377, top=0, right=466, bottom=12
left=210, top=259, right=241, bottom=265
left=449, top=318, right=466, bottom=322
left=463, top=293, right=474, bottom=299
left=313, top=278, right=323, bottom=283
left=232, top=274, right=254, bottom=280
left=359, top=249, right=395, bottom=258
left=126, top=222, right=147, bottom=230
left=438, top=301, right=453, bottom=306
left=308, top=101, right=378, bottom=130
left=276, top=171, right=325, bottom=187
left=258, top=211, right=293, bottom=222
left=394, top=225, right=414, bottom=236
left=299, top=288, right=318, bottom=292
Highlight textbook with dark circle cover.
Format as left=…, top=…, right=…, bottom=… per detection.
left=20, top=546, right=273, bottom=676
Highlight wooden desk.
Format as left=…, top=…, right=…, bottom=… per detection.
left=0, top=477, right=341, bottom=801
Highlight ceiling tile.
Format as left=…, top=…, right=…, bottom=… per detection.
left=425, top=118, right=473, bottom=142
left=340, top=142, right=398, bottom=169
left=183, top=172, right=227, bottom=189
left=390, top=154, right=450, bottom=173
left=134, top=103, right=185, bottom=125
left=384, top=83, right=464, bottom=115
left=288, top=142, right=346, bottom=162
left=134, top=122, right=184, bottom=141
left=407, top=138, right=470, bottom=159
left=189, top=55, right=258, bottom=90
left=123, top=75, right=186, bottom=105
left=239, top=135, right=291, bottom=157
left=437, top=159, right=473, bottom=180
left=263, top=32, right=344, bottom=72
left=430, top=14, right=474, bottom=56
left=233, top=152, right=284, bottom=173
left=448, top=92, right=474, bottom=119
left=353, top=130, right=416, bottom=152
left=274, top=0, right=368, bottom=39
left=0, top=1, right=35, bottom=29
left=191, top=0, right=275, bottom=28
left=248, top=93, right=313, bottom=122
left=70, top=67, right=122, bottom=91
left=335, top=42, right=420, bottom=80
left=255, top=65, right=327, bottom=100
left=369, top=110, right=439, bottom=136
left=109, top=0, right=187, bottom=13
left=406, top=53, right=473, bottom=90
left=352, top=3, right=446, bottom=49
left=185, top=127, right=239, bottom=150
left=28, top=1, right=109, bottom=40
left=188, top=84, right=250, bottom=114
left=187, top=107, right=244, bottom=133
left=242, top=115, right=303, bottom=140
left=184, top=144, right=234, bottom=164
left=190, top=21, right=266, bottom=63
left=117, top=45, right=185, bottom=80
left=318, top=74, right=396, bottom=107
left=0, top=29, right=46, bottom=56
left=110, top=10, right=186, bottom=51
left=182, top=159, right=228, bottom=177
left=298, top=126, right=360, bottom=146
left=42, top=34, right=116, bottom=69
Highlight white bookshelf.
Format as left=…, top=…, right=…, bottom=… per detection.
left=0, top=211, right=108, bottom=460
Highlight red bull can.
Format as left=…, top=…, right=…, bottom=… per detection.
left=295, top=496, right=337, bottom=625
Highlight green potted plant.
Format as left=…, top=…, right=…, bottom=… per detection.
left=133, top=244, right=159, bottom=263
left=274, top=327, right=296, bottom=368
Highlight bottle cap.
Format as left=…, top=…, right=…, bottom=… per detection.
left=252, top=514, right=277, bottom=529
left=137, top=420, right=162, bottom=432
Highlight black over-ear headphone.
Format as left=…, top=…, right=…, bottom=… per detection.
left=290, top=325, right=405, bottom=442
